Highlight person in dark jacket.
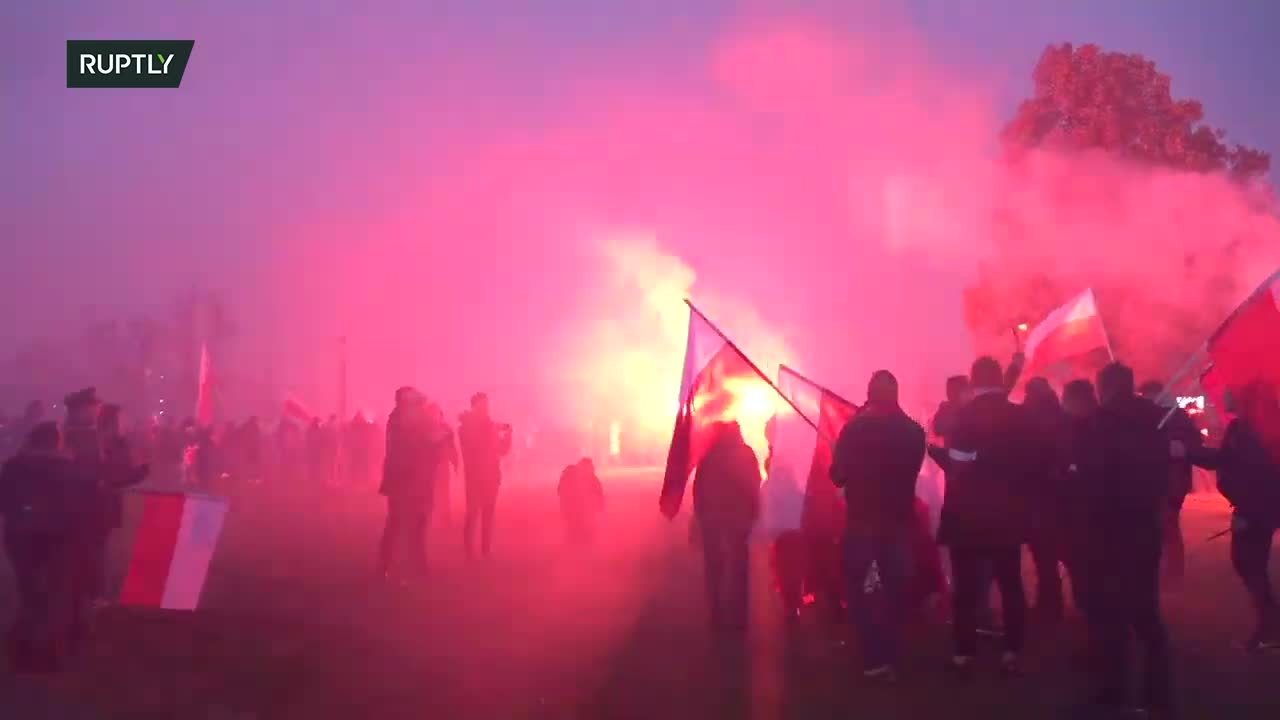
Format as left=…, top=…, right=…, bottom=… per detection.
left=1079, top=363, right=1173, bottom=714
left=558, top=458, right=605, bottom=546
left=1182, top=380, right=1280, bottom=652
left=458, top=393, right=512, bottom=558
left=89, top=404, right=147, bottom=607
left=1139, top=381, right=1199, bottom=587
left=934, top=356, right=1035, bottom=676
left=1060, top=379, right=1100, bottom=614
left=0, top=422, right=98, bottom=672
left=378, top=388, right=448, bottom=583
left=831, top=370, right=926, bottom=679
left=1022, top=377, right=1069, bottom=622
left=693, top=421, right=761, bottom=632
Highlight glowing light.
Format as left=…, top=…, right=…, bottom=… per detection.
left=1016, top=323, right=1029, bottom=332
left=1201, top=428, right=1209, bottom=437
left=1177, top=396, right=1205, bottom=411
left=609, top=420, right=621, bottom=456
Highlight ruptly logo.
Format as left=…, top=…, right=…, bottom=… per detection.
left=67, top=40, right=195, bottom=88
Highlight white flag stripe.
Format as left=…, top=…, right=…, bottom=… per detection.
left=159, top=495, right=228, bottom=611
left=1024, top=288, right=1099, bottom=361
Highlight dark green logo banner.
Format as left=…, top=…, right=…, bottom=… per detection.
left=67, top=40, right=195, bottom=88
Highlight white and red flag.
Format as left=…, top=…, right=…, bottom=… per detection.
left=195, top=342, right=214, bottom=426
left=759, top=366, right=857, bottom=536
left=119, top=491, right=228, bottom=611
left=660, top=301, right=786, bottom=519
left=1021, top=288, right=1114, bottom=381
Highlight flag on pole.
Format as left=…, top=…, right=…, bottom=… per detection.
left=660, top=301, right=789, bottom=519
left=1204, top=270, right=1280, bottom=460
left=759, top=366, right=857, bottom=535
left=195, top=343, right=214, bottom=425
left=119, top=491, right=228, bottom=611
left=1021, top=288, right=1113, bottom=381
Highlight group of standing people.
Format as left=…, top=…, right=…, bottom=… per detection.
left=685, top=353, right=1280, bottom=717
left=377, top=389, right=513, bottom=583
left=0, top=387, right=148, bottom=672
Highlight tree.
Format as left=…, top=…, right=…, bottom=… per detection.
left=1002, top=43, right=1270, bottom=182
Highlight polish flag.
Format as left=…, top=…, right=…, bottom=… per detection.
left=660, top=301, right=782, bottom=519
left=119, top=491, right=228, bottom=611
left=759, top=366, right=857, bottom=536
left=195, top=343, right=214, bottom=426
left=1205, top=270, right=1280, bottom=460
left=1021, top=288, right=1113, bottom=380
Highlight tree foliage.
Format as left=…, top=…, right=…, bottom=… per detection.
left=1002, top=43, right=1270, bottom=182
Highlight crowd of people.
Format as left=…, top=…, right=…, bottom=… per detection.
left=686, top=353, right=1280, bottom=717
left=3, top=354, right=1277, bottom=717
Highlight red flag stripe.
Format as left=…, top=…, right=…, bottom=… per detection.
left=118, top=493, right=187, bottom=608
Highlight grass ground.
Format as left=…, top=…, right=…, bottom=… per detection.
left=1, top=472, right=1278, bottom=719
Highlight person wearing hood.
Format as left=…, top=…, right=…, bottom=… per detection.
left=692, top=421, right=761, bottom=633
left=458, top=392, right=512, bottom=558
left=558, top=457, right=605, bottom=546
left=377, top=388, right=450, bottom=583
left=1180, top=380, right=1280, bottom=652
left=1078, top=363, right=1173, bottom=714
left=1021, top=377, right=1070, bottom=623
left=831, top=370, right=926, bottom=681
left=933, top=356, right=1037, bottom=677
left=0, top=422, right=98, bottom=671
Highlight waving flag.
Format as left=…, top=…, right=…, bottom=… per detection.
left=1204, top=270, right=1280, bottom=460
left=119, top=491, right=228, bottom=611
left=759, top=366, right=857, bottom=536
left=1022, top=288, right=1113, bottom=381
left=282, top=396, right=316, bottom=425
left=660, top=301, right=786, bottom=518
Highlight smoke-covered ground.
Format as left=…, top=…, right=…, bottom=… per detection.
left=2, top=472, right=1278, bottom=719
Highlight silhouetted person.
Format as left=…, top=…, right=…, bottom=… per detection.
left=831, top=370, right=926, bottom=680
left=0, top=422, right=97, bottom=672
left=1079, top=363, right=1173, bottom=714
left=1060, top=379, right=1100, bottom=614
left=1139, top=380, right=1199, bottom=587
left=240, top=417, right=264, bottom=485
left=693, top=421, right=761, bottom=632
left=934, top=356, right=1034, bottom=677
left=378, top=388, right=448, bottom=583
left=429, top=403, right=459, bottom=526
left=458, top=393, right=511, bottom=558
left=90, top=404, right=147, bottom=607
left=1022, top=377, right=1069, bottom=622
left=1182, top=381, right=1280, bottom=652
left=558, top=458, right=605, bottom=546
left=3, top=400, right=44, bottom=458
left=306, top=419, right=325, bottom=488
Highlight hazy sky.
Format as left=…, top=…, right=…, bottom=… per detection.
left=3, top=0, right=1276, bottom=422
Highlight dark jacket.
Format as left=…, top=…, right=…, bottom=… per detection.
left=692, top=432, right=761, bottom=535
left=831, top=405, right=926, bottom=537
left=1079, top=395, right=1170, bottom=537
left=1021, top=395, right=1069, bottom=524
left=98, top=434, right=146, bottom=532
left=1190, top=418, right=1280, bottom=526
left=1162, top=406, right=1201, bottom=500
left=559, top=463, right=604, bottom=516
left=936, top=390, right=1037, bottom=547
left=0, top=452, right=98, bottom=538
left=380, top=409, right=449, bottom=502
left=458, top=411, right=510, bottom=489
left=1059, top=414, right=1101, bottom=536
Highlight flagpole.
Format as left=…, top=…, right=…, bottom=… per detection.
left=684, top=299, right=819, bottom=433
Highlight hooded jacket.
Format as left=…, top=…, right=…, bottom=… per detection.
left=692, top=427, right=761, bottom=535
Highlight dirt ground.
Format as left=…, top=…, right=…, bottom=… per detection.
left=2, top=471, right=1278, bottom=719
